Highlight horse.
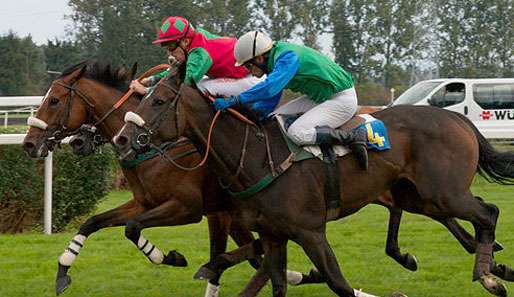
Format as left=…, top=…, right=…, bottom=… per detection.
left=114, top=68, right=514, bottom=297
left=22, top=61, right=260, bottom=296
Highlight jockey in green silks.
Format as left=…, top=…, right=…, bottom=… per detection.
left=130, top=16, right=262, bottom=97
left=213, top=31, right=368, bottom=169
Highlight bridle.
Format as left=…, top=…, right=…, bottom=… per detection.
left=124, top=74, right=194, bottom=169
left=28, top=64, right=170, bottom=149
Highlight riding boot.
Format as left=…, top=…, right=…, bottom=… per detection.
left=315, top=126, right=368, bottom=170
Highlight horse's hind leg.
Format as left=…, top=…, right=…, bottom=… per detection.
left=434, top=192, right=506, bottom=296
left=384, top=207, right=418, bottom=271
left=56, top=199, right=143, bottom=295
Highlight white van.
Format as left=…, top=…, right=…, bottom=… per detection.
left=392, top=78, right=514, bottom=139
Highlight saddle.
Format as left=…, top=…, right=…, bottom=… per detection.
left=277, top=113, right=391, bottom=220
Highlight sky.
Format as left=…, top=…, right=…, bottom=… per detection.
left=0, top=0, right=72, bottom=45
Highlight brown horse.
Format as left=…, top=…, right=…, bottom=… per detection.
left=22, top=61, right=260, bottom=296
left=115, top=70, right=514, bottom=297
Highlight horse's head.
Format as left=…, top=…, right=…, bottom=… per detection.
left=23, top=62, right=90, bottom=158
left=23, top=61, right=137, bottom=158
left=114, top=65, right=186, bottom=161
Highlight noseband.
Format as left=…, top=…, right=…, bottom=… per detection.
left=124, top=80, right=182, bottom=152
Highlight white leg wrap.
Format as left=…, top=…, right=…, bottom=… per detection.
left=58, top=235, right=87, bottom=266
left=137, top=235, right=164, bottom=264
left=354, top=288, right=380, bottom=297
left=286, top=270, right=303, bottom=285
left=204, top=282, right=220, bottom=297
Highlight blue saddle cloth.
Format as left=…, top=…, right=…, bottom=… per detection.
left=360, top=119, right=391, bottom=151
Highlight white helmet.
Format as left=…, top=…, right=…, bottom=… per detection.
left=234, top=31, right=273, bottom=66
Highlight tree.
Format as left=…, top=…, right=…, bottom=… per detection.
left=331, top=0, right=377, bottom=82
left=436, top=0, right=513, bottom=78
left=0, top=32, right=47, bottom=95
left=199, top=0, right=252, bottom=37
left=68, top=0, right=164, bottom=71
left=251, top=0, right=297, bottom=40
left=43, top=39, right=84, bottom=73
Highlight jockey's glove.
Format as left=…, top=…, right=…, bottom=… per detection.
left=213, top=96, right=240, bottom=111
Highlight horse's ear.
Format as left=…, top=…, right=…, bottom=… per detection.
left=130, top=62, right=138, bottom=81
left=64, top=64, right=87, bottom=84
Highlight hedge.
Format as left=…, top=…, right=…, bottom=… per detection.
left=0, top=126, right=115, bottom=232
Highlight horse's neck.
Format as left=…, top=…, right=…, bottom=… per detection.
left=81, top=79, right=136, bottom=139
left=183, top=91, right=290, bottom=190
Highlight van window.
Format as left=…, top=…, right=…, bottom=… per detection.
left=473, top=83, right=514, bottom=109
left=394, top=81, right=442, bottom=105
left=428, top=83, right=465, bottom=108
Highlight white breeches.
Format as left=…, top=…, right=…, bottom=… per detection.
left=197, top=75, right=264, bottom=97
left=274, top=87, right=358, bottom=145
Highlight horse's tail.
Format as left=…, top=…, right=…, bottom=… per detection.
left=454, top=112, right=514, bottom=185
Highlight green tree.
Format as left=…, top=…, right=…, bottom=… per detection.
left=0, top=32, right=47, bottom=95
left=43, top=39, right=84, bottom=73
left=199, top=0, right=252, bottom=37
left=251, top=0, right=297, bottom=40
left=68, top=0, right=164, bottom=71
left=436, top=0, right=513, bottom=78
left=331, top=0, right=378, bottom=82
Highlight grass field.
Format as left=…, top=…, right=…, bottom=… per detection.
left=0, top=179, right=513, bottom=297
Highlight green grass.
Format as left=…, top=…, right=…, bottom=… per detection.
left=0, top=180, right=513, bottom=297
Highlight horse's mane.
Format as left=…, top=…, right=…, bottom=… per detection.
left=60, top=60, right=132, bottom=92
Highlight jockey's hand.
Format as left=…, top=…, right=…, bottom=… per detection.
left=140, top=77, right=152, bottom=86
left=130, top=80, right=148, bottom=95
left=213, top=96, right=239, bottom=111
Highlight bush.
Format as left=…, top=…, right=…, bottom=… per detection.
left=0, top=143, right=115, bottom=233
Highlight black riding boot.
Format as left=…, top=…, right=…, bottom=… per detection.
left=315, top=126, right=368, bottom=170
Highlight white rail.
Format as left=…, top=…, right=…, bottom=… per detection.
left=0, top=96, right=42, bottom=127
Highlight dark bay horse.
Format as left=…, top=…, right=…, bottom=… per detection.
left=115, top=71, right=514, bottom=297
left=22, top=61, right=260, bottom=296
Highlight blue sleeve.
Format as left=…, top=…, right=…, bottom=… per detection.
left=238, top=51, right=299, bottom=105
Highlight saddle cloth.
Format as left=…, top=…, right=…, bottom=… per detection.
left=275, top=113, right=391, bottom=161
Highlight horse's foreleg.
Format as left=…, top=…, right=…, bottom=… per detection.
left=56, top=199, right=143, bottom=295
left=124, top=199, right=201, bottom=267
left=261, top=236, right=288, bottom=297
left=229, top=218, right=261, bottom=269
left=195, top=239, right=264, bottom=281
left=296, top=230, right=356, bottom=297
left=201, top=211, right=232, bottom=297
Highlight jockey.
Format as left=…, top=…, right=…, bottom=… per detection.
left=130, top=16, right=261, bottom=97
left=213, top=31, right=368, bottom=169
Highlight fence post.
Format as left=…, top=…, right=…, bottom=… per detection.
left=44, top=151, right=53, bottom=235
left=3, top=112, right=7, bottom=127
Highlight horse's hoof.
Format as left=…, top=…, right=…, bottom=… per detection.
left=479, top=274, right=507, bottom=297
left=492, top=264, right=514, bottom=282
left=55, top=275, right=71, bottom=295
left=494, top=241, right=505, bottom=252
left=162, top=250, right=188, bottom=267
left=402, top=254, right=418, bottom=271
left=390, top=292, right=408, bottom=297
left=194, top=266, right=218, bottom=281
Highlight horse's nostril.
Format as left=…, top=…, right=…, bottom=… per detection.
left=23, top=141, right=35, bottom=150
left=70, top=138, right=84, bottom=148
left=115, top=135, right=128, bottom=147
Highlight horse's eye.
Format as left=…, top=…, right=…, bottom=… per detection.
left=50, top=97, right=59, bottom=105
left=153, top=98, right=165, bottom=106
